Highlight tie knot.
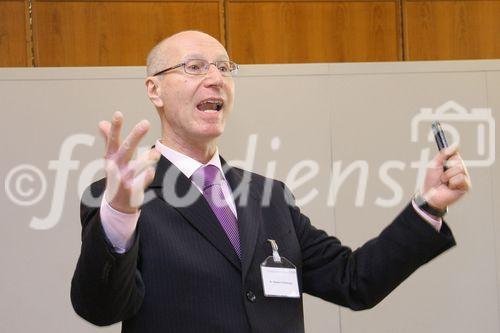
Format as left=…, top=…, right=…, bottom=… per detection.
left=192, top=164, right=222, bottom=191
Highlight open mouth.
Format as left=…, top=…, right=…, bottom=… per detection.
left=196, top=98, right=224, bottom=112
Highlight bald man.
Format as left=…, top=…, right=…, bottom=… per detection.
left=71, top=31, right=470, bottom=333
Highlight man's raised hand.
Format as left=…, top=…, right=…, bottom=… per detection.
left=423, top=144, right=471, bottom=211
left=98, top=111, right=160, bottom=214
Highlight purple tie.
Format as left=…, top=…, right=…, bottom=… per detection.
left=192, top=165, right=241, bottom=258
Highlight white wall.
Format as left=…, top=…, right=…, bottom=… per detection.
left=1, top=60, right=499, bottom=332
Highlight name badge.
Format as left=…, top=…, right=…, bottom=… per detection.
left=260, top=240, right=300, bottom=298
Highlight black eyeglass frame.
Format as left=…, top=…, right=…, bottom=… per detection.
left=152, top=59, right=239, bottom=77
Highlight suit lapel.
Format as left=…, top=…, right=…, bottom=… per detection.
left=222, top=159, right=263, bottom=280
left=149, top=156, right=241, bottom=271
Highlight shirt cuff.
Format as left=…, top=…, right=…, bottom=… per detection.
left=411, top=199, right=442, bottom=232
left=100, top=194, right=140, bottom=253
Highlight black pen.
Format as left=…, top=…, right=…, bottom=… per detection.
left=431, top=121, right=449, bottom=170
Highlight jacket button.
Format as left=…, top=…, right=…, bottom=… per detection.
left=246, top=290, right=256, bottom=302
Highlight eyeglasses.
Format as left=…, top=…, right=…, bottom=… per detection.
left=153, top=59, right=239, bottom=77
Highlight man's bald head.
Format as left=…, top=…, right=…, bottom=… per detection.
left=146, top=30, right=226, bottom=77
left=144, top=30, right=235, bottom=160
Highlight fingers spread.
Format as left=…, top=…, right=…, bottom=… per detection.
left=106, top=111, right=123, bottom=157
left=98, top=120, right=111, bottom=140
left=104, top=159, right=122, bottom=202
left=116, top=119, right=150, bottom=164
left=143, top=166, right=156, bottom=188
left=129, top=165, right=158, bottom=207
left=101, top=113, right=157, bottom=211
left=122, top=153, right=159, bottom=181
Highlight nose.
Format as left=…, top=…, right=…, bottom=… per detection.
left=203, top=64, right=225, bottom=88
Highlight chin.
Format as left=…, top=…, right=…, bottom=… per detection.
left=199, top=124, right=225, bottom=139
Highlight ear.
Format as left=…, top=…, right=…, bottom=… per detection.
left=145, top=77, right=164, bottom=108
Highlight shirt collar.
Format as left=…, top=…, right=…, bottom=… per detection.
left=155, top=139, right=225, bottom=180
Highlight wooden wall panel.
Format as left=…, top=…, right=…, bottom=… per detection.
left=0, top=0, right=29, bottom=67
left=404, top=0, right=500, bottom=60
left=4, top=0, right=498, bottom=67
left=226, top=1, right=401, bottom=64
left=32, top=1, right=222, bottom=66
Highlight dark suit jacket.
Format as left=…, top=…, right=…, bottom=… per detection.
left=71, top=156, right=456, bottom=333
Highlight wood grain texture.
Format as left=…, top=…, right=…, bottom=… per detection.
left=0, top=0, right=29, bottom=67
left=32, top=1, right=222, bottom=66
left=404, top=0, right=500, bottom=60
left=226, top=1, right=400, bottom=64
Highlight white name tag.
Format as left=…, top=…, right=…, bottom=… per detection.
left=261, top=265, right=300, bottom=298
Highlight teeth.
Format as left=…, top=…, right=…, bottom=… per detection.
left=198, top=99, right=223, bottom=112
left=200, top=99, right=223, bottom=105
